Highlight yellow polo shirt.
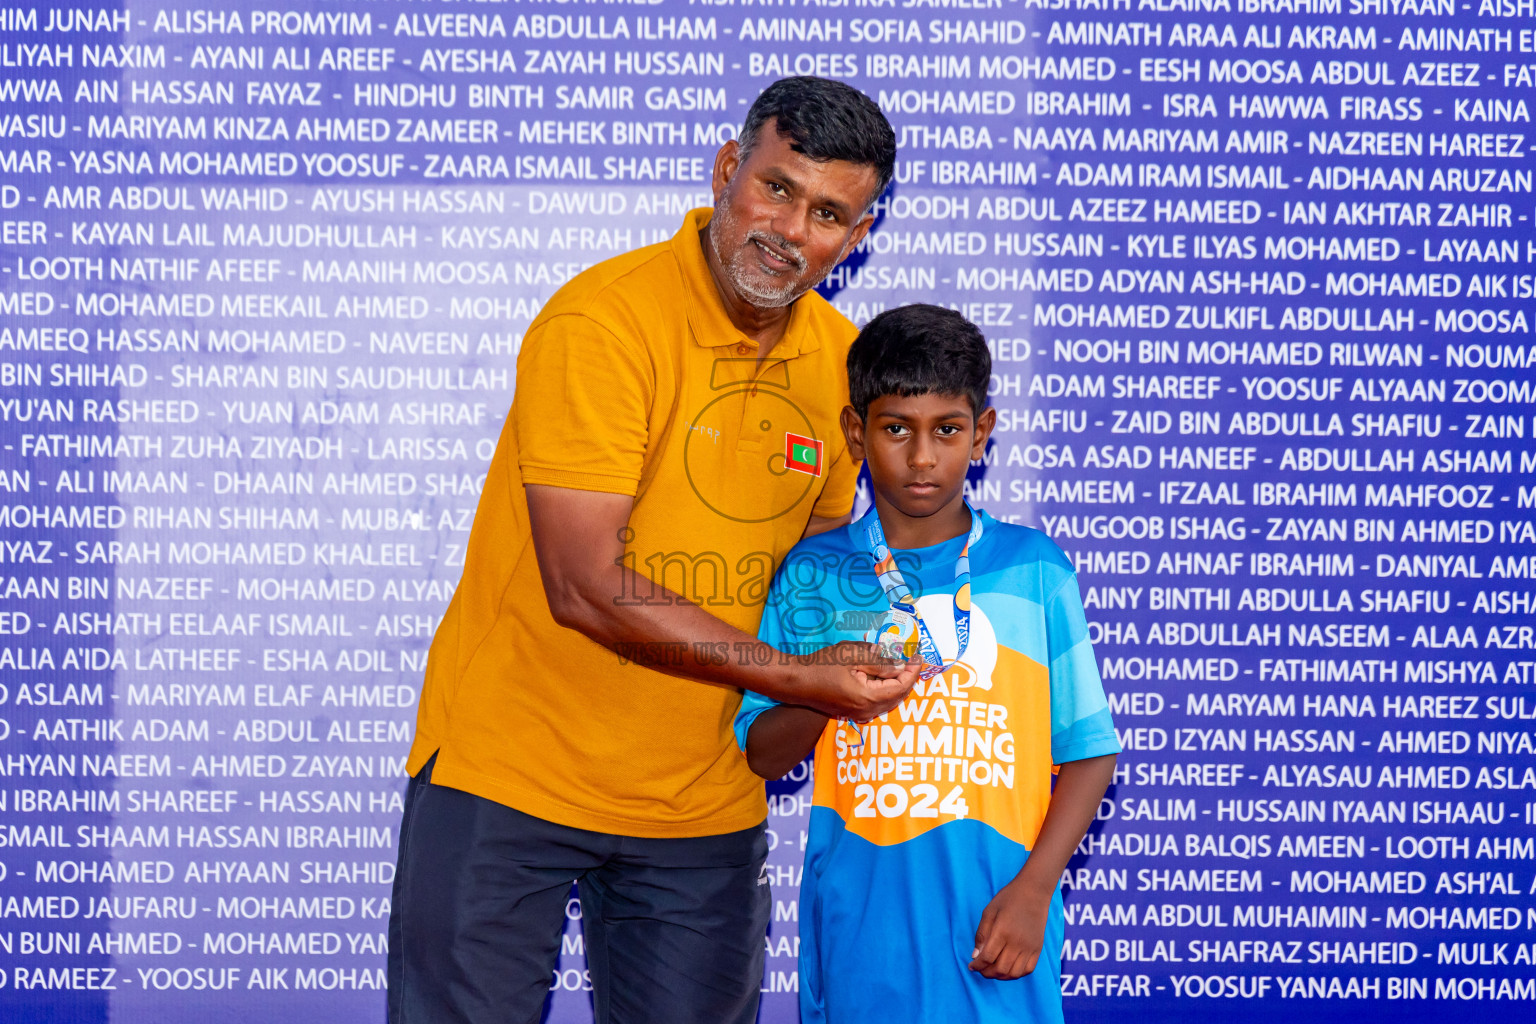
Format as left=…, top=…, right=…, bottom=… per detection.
left=407, top=208, right=860, bottom=837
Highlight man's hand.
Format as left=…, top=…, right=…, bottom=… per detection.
left=744, top=643, right=919, bottom=778
left=793, top=641, right=921, bottom=721
left=968, top=877, right=1051, bottom=980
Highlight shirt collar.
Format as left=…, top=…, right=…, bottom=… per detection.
left=671, top=207, right=820, bottom=360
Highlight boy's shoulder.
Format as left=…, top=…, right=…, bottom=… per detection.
left=771, top=521, right=864, bottom=588
left=770, top=509, right=1078, bottom=588
left=974, top=510, right=1074, bottom=576
left=786, top=519, right=863, bottom=557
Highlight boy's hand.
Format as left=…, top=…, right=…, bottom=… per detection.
left=797, top=641, right=920, bottom=721
left=968, top=878, right=1050, bottom=980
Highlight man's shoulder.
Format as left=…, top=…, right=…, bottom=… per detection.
left=532, top=238, right=682, bottom=331
left=797, top=287, right=858, bottom=329
left=794, top=289, right=859, bottom=348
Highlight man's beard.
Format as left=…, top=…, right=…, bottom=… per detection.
left=708, top=199, right=816, bottom=309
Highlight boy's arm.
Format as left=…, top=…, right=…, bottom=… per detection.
left=736, top=539, right=917, bottom=779
left=744, top=705, right=829, bottom=780
left=968, top=753, right=1117, bottom=980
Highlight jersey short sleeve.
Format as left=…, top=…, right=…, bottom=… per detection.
left=515, top=313, right=654, bottom=496
left=732, top=569, right=795, bottom=753
left=732, top=543, right=848, bottom=752
left=1045, top=570, right=1122, bottom=764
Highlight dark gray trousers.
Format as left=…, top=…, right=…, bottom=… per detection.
left=387, top=757, right=771, bottom=1024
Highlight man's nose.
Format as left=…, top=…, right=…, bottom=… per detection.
left=770, top=204, right=812, bottom=248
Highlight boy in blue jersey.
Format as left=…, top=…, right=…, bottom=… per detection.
left=734, top=304, right=1120, bottom=1023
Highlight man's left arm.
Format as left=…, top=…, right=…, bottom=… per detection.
left=968, top=753, right=1117, bottom=980
left=802, top=405, right=859, bottom=540
left=802, top=510, right=852, bottom=540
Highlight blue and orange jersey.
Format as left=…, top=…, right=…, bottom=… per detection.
left=735, top=507, right=1120, bottom=1024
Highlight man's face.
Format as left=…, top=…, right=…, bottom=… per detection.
left=707, top=122, right=879, bottom=309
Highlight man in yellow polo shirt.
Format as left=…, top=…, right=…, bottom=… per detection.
left=388, top=78, right=913, bottom=1024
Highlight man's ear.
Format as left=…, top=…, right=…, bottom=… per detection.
left=970, top=407, right=997, bottom=461
left=837, top=212, right=876, bottom=264
left=840, top=405, right=867, bottom=462
left=711, top=139, right=742, bottom=204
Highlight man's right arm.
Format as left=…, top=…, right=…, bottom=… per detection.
left=526, top=483, right=917, bottom=720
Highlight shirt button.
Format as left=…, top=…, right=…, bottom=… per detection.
left=737, top=344, right=749, bottom=355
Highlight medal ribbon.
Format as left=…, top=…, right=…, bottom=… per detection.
left=865, top=504, right=983, bottom=679
left=843, top=505, right=984, bottom=750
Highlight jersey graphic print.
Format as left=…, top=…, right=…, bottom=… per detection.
left=826, top=591, right=1054, bottom=852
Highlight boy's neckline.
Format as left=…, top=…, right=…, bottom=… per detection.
left=866, top=487, right=975, bottom=550
left=886, top=529, right=969, bottom=556
left=858, top=504, right=984, bottom=554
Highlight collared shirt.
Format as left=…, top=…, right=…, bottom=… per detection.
left=407, top=208, right=861, bottom=837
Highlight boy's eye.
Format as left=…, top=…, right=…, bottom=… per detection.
left=936, top=425, right=962, bottom=436
left=884, top=424, right=909, bottom=437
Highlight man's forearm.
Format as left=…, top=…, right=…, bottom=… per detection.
left=525, top=485, right=915, bottom=720
left=745, top=705, right=828, bottom=779
left=1012, top=754, right=1117, bottom=896
left=549, top=558, right=805, bottom=699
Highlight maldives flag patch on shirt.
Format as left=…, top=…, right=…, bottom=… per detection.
left=785, top=433, right=822, bottom=476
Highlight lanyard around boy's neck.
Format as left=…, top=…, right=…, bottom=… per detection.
left=864, top=503, right=984, bottom=683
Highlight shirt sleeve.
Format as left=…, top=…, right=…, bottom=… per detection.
left=732, top=548, right=843, bottom=751
left=732, top=573, right=792, bottom=753
left=1045, top=570, right=1122, bottom=764
left=810, top=437, right=859, bottom=520
left=515, top=313, right=653, bottom=495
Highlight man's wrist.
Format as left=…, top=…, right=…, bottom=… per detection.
left=753, top=647, right=807, bottom=705
left=784, top=652, right=829, bottom=710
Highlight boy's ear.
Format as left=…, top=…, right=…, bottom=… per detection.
left=839, top=405, right=867, bottom=462
left=970, top=407, right=997, bottom=461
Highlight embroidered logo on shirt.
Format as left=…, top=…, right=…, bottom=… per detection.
left=683, top=359, right=819, bottom=523
left=784, top=433, right=822, bottom=476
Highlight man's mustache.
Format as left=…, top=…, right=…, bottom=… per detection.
left=745, top=230, right=807, bottom=272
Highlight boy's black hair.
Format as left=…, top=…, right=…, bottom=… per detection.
left=738, top=77, right=897, bottom=207
left=847, top=304, right=991, bottom=420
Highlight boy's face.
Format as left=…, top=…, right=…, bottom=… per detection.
left=841, top=392, right=997, bottom=524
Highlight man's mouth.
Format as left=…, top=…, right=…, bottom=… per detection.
left=749, top=234, right=803, bottom=272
